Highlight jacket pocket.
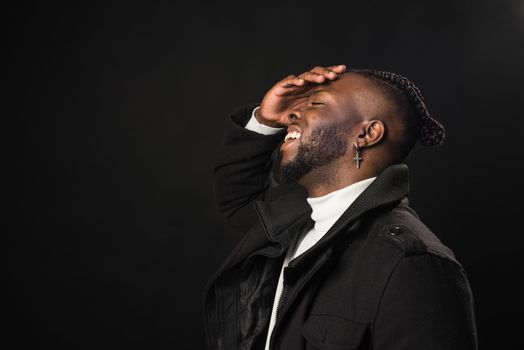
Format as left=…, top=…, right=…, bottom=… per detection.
left=301, top=314, right=368, bottom=350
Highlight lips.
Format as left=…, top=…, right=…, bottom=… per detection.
left=281, top=125, right=303, bottom=154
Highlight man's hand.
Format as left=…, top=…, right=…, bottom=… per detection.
left=256, top=65, right=347, bottom=128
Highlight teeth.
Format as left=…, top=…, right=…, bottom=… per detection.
left=285, top=131, right=302, bottom=142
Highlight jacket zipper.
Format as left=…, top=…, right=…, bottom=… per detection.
left=269, top=267, right=289, bottom=350
left=269, top=252, right=332, bottom=350
left=275, top=277, right=289, bottom=321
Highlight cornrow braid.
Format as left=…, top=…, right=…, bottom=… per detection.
left=349, top=69, right=445, bottom=147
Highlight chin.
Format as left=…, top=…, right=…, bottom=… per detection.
left=280, top=151, right=297, bottom=166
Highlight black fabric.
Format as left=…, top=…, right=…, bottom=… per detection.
left=203, top=105, right=478, bottom=350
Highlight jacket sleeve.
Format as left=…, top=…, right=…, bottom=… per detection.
left=214, top=104, right=286, bottom=233
left=372, top=254, right=478, bottom=350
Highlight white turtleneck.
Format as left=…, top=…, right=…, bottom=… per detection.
left=293, top=177, right=376, bottom=257
left=244, top=107, right=377, bottom=349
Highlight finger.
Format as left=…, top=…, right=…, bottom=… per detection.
left=297, top=71, right=327, bottom=83
left=279, top=75, right=306, bottom=88
left=327, top=64, right=347, bottom=73
left=310, top=65, right=347, bottom=80
left=310, top=66, right=339, bottom=80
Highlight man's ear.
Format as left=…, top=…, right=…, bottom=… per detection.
left=356, top=120, right=385, bottom=148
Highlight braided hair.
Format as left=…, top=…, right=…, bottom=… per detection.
left=348, top=69, right=445, bottom=151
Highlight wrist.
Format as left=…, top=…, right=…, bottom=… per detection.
left=255, top=108, right=281, bottom=128
left=245, top=107, right=283, bottom=135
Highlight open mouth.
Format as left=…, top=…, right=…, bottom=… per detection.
left=284, top=125, right=303, bottom=143
left=284, top=131, right=302, bottom=143
left=281, top=126, right=303, bottom=154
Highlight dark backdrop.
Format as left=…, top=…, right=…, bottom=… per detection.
left=6, top=1, right=524, bottom=349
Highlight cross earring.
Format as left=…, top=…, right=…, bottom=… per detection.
left=353, top=140, right=362, bottom=169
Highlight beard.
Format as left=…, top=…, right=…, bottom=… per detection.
left=275, top=120, right=352, bottom=184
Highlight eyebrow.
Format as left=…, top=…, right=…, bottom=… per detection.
left=309, top=89, right=334, bottom=101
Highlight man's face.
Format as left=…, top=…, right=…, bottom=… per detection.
left=276, top=75, right=366, bottom=183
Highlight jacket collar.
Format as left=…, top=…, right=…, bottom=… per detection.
left=254, top=184, right=311, bottom=243
left=221, top=163, right=409, bottom=273
left=287, top=163, right=410, bottom=275
left=256, top=163, right=410, bottom=251
left=214, top=184, right=311, bottom=274
left=323, top=163, right=410, bottom=239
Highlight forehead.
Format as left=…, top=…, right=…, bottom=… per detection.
left=313, top=72, right=384, bottom=118
left=323, top=72, right=372, bottom=92
left=310, top=73, right=374, bottom=99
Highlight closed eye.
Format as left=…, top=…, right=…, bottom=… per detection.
left=311, top=102, right=324, bottom=105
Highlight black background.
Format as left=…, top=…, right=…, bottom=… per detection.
left=6, top=0, right=524, bottom=349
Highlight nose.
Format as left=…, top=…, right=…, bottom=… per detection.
left=288, top=109, right=303, bottom=123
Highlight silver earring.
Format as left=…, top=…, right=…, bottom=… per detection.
left=353, top=140, right=362, bottom=169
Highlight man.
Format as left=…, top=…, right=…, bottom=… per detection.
left=203, top=65, right=477, bottom=350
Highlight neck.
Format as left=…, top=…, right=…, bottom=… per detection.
left=299, top=157, right=379, bottom=198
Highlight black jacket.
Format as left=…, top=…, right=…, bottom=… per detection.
left=202, top=104, right=478, bottom=350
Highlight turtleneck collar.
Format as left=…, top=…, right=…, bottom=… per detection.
left=306, top=177, right=377, bottom=233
